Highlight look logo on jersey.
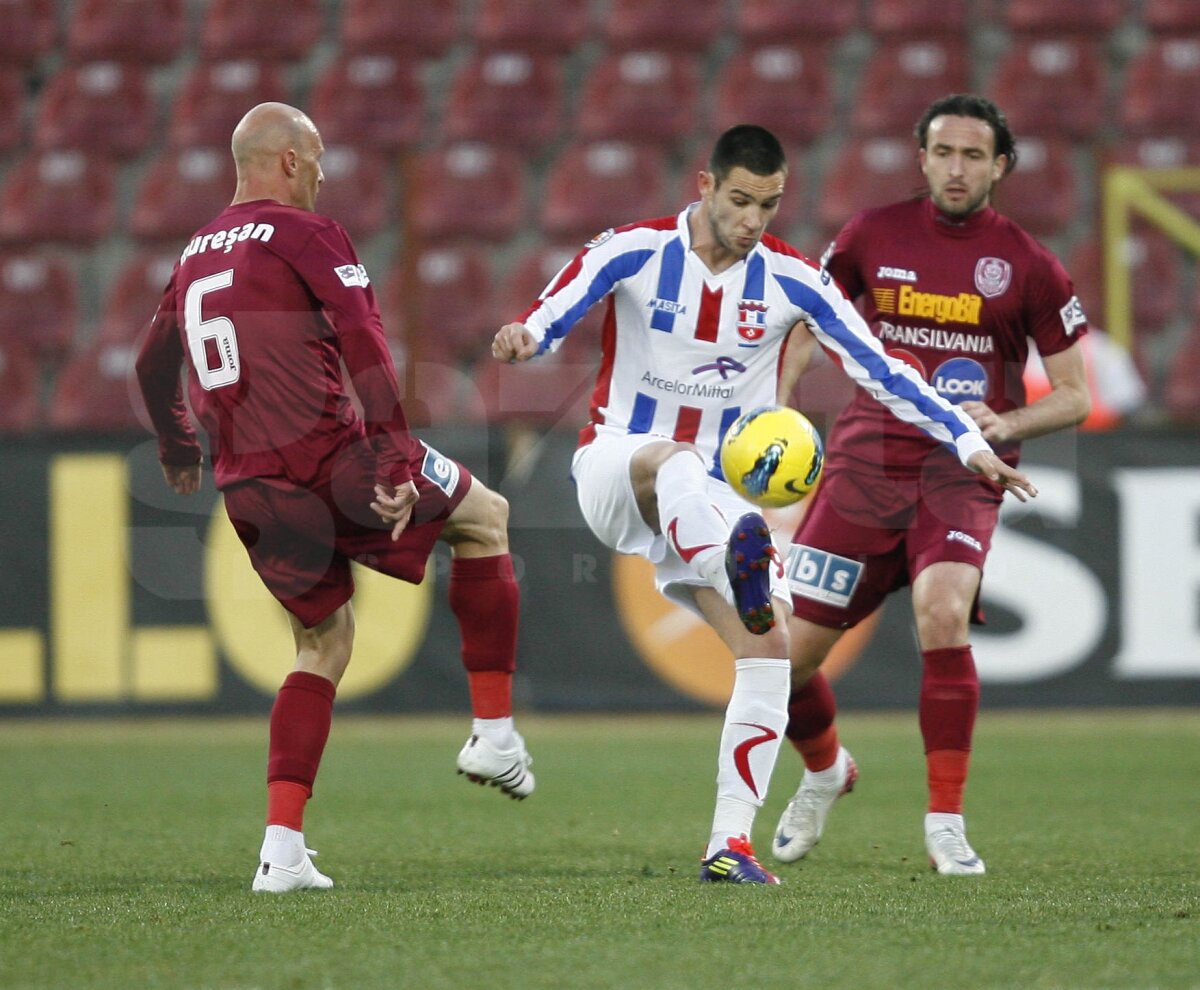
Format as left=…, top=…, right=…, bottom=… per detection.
left=931, top=356, right=988, bottom=404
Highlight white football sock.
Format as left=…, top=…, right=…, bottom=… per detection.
left=472, top=716, right=516, bottom=750
left=656, top=450, right=728, bottom=585
left=706, top=657, right=791, bottom=858
left=260, top=824, right=306, bottom=866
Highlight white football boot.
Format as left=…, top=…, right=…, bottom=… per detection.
left=772, top=746, right=858, bottom=863
left=925, top=812, right=986, bottom=875
left=252, top=826, right=334, bottom=892
left=456, top=731, right=535, bottom=799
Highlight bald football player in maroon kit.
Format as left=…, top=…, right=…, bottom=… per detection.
left=137, top=103, right=534, bottom=893
left=770, top=94, right=1091, bottom=875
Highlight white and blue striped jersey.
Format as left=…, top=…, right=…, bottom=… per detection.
left=518, top=205, right=989, bottom=475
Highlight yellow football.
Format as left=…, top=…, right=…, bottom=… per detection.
left=719, top=405, right=824, bottom=508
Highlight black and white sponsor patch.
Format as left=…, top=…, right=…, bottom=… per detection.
left=785, top=544, right=863, bottom=608
left=420, top=442, right=460, bottom=497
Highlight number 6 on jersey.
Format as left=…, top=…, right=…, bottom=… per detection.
left=184, top=268, right=241, bottom=390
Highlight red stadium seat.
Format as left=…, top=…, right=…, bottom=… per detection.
left=989, top=39, right=1108, bottom=140
left=599, top=0, right=725, bottom=52
left=1002, top=0, right=1126, bottom=35
left=577, top=51, right=700, bottom=146
left=1103, top=135, right=1200, bottom=216
left=443, top=51, right=564, bottom=146
left=0, top=251, right=79, bottom=361
left=199, top=0, right=322, bottom=62
left=541, top=141, right=670, bottom=241
left=340, top=0, right=460, bottom=59
left=500, top=242, right=605, bottom=347
left=1143, top=0, right=1200, bottom=34
left=94, top=250, right=178, bottom=346
left=475, top=0, right=590, bottom=54
left=312, top=146, right=392, bottom=241
left=815, top=136, right=922, bottom=239
left=380, top=246, right=496, bottom=365
left=1066, top=233, right=1182, bottom=336
left=410, top=143, right=527, bottom=243
left=46, top=337, right=149, bottom=432
left=33, top=62, right=155, bottom=159
left=0, top=0, right=57, bottom=67
left=851, top=40, right=970, bottom=137
left=1117, top=37, right=1200, bottom=138
left=712, top=44, right=833, bottom=145
left=991, top=137, right=1078, bottom=238
left=129, top=147, right=236, bottom=244
left=167, top=60, right=288, bottom=149
left=395, top=356, right=489, bottom=426
left=735, top=0, right=859, bottom=45
left=866, top=0, right=968, bottom=38
left=0, top=342, right=41, bottom=432
left=0, top=67, right=27, bottom=154
left=66, top=0, right=186, bottom=64
left=1163, top=322, right=1200, bottom=422
left=473, top=347, right=596, bottom=430
left=0, top=150, right=117, bottom=246
left=310, top=55, right=425, bottom=152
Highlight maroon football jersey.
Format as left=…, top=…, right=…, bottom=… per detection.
left=137, top=200, right=419, bottom=490
left=821, top=196, right=1087, bottom=473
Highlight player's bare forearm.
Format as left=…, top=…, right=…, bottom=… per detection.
left=776, top=322, right=818, bottom=405
left=492, top=322, right=539, bottom=363
left=961, top=341, right=1090, bottom=443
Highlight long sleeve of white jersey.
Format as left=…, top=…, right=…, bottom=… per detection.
left=517, top=213, right=990, bottom=468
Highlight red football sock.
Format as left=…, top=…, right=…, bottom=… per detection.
left=919, top=646, right=980, bottom=814
left=265, top=670, right=336, bottom=827
left=785, top=671, right=840, bottom=771
left=926, top=750, right=971, bottom=815
left=266, top=780, right=309, bottom=831
left=449, top=554, right=518, bottom=719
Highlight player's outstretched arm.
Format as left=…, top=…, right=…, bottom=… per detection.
left=965, top=450, right=1038, bottom=502
left=492, top=322, right=540, bottom=363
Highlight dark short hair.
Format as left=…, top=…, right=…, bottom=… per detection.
left=915, top=94, right=1018, bottom=175
left=708, top=125, right=787, bottom=184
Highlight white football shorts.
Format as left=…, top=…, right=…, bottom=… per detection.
left=571, top=433, right=790, bottom=614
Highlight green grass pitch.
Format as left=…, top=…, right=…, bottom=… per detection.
left=1, top=710, right=1196, bottom=990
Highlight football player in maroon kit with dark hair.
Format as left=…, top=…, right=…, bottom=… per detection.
left=770, top=94, right=1091, bottom=875
left=136, top=103, right=534, bottom=893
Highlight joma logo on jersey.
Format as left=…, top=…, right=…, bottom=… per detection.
left=647, top=298, right=687, bottom=315
left=876, top=265, right=917, bottom=282
left=737, top=300, right=768, bottom=342
left=896, top=284, right=982, bottom=325
left=946, top=530, right=983, bottom=553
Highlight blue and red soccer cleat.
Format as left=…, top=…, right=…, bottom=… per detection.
left=700, top=834, right=781, bottom=884
left=726, top=512, right=782, bottom=635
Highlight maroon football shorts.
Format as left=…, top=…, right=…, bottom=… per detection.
left=786, top=462, right=1001, bottom=630
left=222, top=439, right=473, bottom=628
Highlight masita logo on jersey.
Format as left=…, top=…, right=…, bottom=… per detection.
left=932, top=356, right=988, bottom=403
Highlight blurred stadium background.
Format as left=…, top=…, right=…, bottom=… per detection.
left=1, top=0, right=1198, bottom=717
